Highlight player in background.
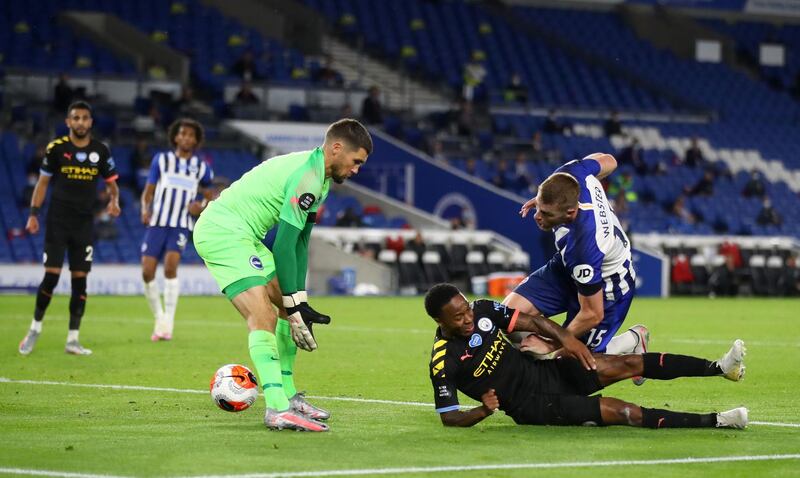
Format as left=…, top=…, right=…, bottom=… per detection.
left=140, top=119, right=214, bottom=341
left=19, top=101, right=120, bottom=356
left=426, top=283, right=747, bottom=429
left=505, top=153, right=648, bottom=383
left=193, top=119, right=372, bottom=431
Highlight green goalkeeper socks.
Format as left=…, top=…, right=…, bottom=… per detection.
left=276, top=319, right=298, bottom=398
left=248, top=330, right=290, bottom=411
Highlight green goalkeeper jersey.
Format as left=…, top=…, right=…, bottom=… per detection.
left=204, top=148, right=330, bottom=237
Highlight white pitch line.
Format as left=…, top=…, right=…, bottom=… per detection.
left=751, top=421, right=800, bottom=428
left=660, top=338, right=800, bottom=347
left=0, top=469, right=129, bottom=478
left=4, top=454, right=800, bottom=478
left=1, top=377, right=799, bottom=428
left=186, top=454, right=800, bottom=478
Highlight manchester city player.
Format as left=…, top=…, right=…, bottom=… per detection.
left=426, top=283, right=748, bottom=429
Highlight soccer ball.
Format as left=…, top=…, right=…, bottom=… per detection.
left=209, top=364, right=259, bottom=412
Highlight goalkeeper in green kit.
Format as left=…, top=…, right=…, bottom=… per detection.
left=194, top=119, right=372, bottom=431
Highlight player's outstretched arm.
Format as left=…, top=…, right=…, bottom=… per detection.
left=513, top=312, right=596, bottom=370
left=440, top=389, right=498, bottom=427
left=583, top=152, right=617, bottom=179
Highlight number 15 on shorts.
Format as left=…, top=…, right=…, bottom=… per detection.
left=586, top=328, right=606, bottom=348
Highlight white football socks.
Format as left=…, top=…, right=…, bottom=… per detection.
left=605, top=328, right=640, bottom=355
left=144, top=280, right=166, bottom=334
left=30, top=319, right=42, bottom=333
left=67, top=329, right=79, bottom=342
left=163, top=278, right=180, bottom=336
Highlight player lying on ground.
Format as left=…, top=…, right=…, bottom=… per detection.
left=425, top=283, right=747, bottom=429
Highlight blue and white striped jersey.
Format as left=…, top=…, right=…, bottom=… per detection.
left=147, top=151, right=214, bottom=230
left=553, top=158, right=635, bottom=302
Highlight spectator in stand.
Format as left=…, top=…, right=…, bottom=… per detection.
left=462, top=53, right=487, bottom=102
left=503, top=72, right=528, bottom=105
left=671, top=194, right=696, bottom=224
left=756, top=197, right=782, bottom=226
left=512, top=152, right=534, bottom=194
left=335, top=206, right=363, bottom=227
left=542, top=109, right=571, bottom=135
left=607, top=170, right=638, bottom=206
left=430, top=139, right=448, bottom=164
left=361, top=86, right=384, bottom=125
left=23, top=145, right=46, bottom=205
left=53, top=73, right=73, bottom=114
left=455, top=99, right=476, bottom=137
left=406, top=231, right=427, bottom=258
left=313, top=55, right=344, bottom=87
left=174, top=86, right=212, bottom=116
left=719, top=240, right=743, bottom=270
left=671, top=253, right=694, bottom=293
left=686, top=169, right=715, bottom=196
left=618, top=137, right=646, bottom=175
left=491, top=158, right=510, bottom=190
left=742, top=170, right=766, bottom=198
left=464, top=157, right=478, bottom=177
left=530, top=131, right=546, bottom=162
left=131, top=137, right=151, bottom=193
left=231, top=50, right=260, bottom=82
left=235, top=81, right=260, bottom=105
left=785, top=253, right=800, bottom=295
left=385, top=235, right=405, bottom=254
left=603, top=110, right=623, bottom=138
left=683, top=137, right=705, bottom=169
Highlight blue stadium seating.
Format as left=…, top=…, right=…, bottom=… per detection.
left=0, top=0, right=309, bottom=92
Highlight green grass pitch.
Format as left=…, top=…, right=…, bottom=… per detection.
left=1, top=294, right=798, bottom=477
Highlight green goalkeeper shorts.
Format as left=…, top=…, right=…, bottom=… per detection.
left=193, top=212, right=275, bottom=300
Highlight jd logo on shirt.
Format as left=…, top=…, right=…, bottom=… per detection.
left=573, top=264, right=594, bottom=284
left=249, top=256, right=263, bottom=270
left=298, top=193, right=316, bottom=211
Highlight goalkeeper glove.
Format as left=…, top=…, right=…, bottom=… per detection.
left=283, top=291, right=331, bottom=351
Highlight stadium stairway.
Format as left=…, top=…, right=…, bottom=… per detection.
left=321, top=35, right=449, bottom=111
